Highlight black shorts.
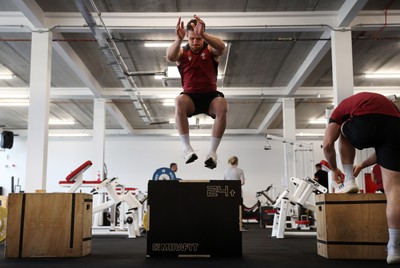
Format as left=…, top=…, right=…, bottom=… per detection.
left=342, top=114, right=400, bottom=171
left=180, top=91, right=225, bottom=118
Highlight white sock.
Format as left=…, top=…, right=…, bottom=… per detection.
left=343, top=164, right=355, bottom=181
left=388, top=228, right=400, bottom=252
left=180, top=134, right=191, bottom=150
left=210, top=137, right=221, bottom=154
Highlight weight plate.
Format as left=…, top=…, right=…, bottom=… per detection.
left=152, top=167, right=176, bottom=180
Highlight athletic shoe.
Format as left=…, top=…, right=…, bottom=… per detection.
left=387, top=254, right=400, bottom=264
left=387, top=246, right=400, bottom=264
left=336, top=179, right=359, bottom=194
left=204, top=152, right=217, bottom=169
left=183, top=146, right=198, bottom=164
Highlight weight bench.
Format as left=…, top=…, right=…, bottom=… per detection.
left=271, top=176, right=327, bottom=238
left=59, top=160, right=142, bottom=238
left=59, top=160, right=99, bottom=193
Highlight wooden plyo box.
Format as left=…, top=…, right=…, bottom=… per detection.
left=5, top=193, right=93, bottom=258
left=315, top=193, right=387, bottom=259
left=147, top=180, right=242, bottom=258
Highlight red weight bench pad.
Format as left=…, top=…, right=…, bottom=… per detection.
left=59, top=160, right=100, bottom=184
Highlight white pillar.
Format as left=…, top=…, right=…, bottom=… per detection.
left=330, top=30, right=355, bottom=184
left=282, top=98, right=296, bottom=186
left=92, top=98, right=106, bottom=181
left=331, top=30, right=354, bottom=105
left=25, top=31, right=52, bottom=192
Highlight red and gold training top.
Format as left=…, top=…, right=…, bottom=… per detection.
left=330, top=92, right=400, bottom=125
left=177, top=43, right=218, bottom=93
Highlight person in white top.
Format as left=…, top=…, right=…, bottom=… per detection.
left=224, top=156, right=245, bottom=186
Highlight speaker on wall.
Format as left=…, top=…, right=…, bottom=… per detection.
left=1, top=131, right=14, bottom=149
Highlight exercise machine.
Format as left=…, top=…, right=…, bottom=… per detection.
left=242, top=185, right=277, bottom=226
left=60, top=160, right=142, bottom=238
left=256, top=185, right=278, bottom=228
left=271, top=176, right=327, bottom=238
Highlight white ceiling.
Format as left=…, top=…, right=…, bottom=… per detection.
left=1, top=0, right=400, bottom=138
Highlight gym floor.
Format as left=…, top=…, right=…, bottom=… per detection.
left=0, top=225, right=389, bottom=268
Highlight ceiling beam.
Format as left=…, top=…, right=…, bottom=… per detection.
left=2, top=10, right=400, bottom=33
left=10, top=1, right=104, bottom=99
left=105, top=102, right=136, bottom=134
left=12, top=0, right=46, bottom=28
left=2, top=86, right=400, bottom=99
left=11, top=127, right=325, bottom=138
left=257, top=101, right=283, bottom=134
left=257, top=0, right=368, bottom=134
left=337, top=0, right=369, bottom=27
left=52, top=32, right=103, bottom=98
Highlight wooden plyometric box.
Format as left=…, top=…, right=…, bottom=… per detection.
left=147, top=180, right=242, bottom=258
left=5, top=193, right=93, bottom=258
left=315, top=193, right=387, bottom=259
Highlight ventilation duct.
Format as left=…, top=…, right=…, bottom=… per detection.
left=74, top=0, right=152, bottom=124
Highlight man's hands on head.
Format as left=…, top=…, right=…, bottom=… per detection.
left=191, top=14, right=205, bottom=37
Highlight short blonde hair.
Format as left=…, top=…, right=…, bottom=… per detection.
left=228, top=156, right=238, bottom=166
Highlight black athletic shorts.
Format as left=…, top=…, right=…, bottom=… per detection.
left=342, top=114, right=400, bottom=171
left=180, top=91, right=225, bottom=118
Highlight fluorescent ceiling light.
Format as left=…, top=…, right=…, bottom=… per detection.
left=144, top=42, right=171, bottom=48
left=49, top=133, right=90, bottom=137
left=48, top=119, right=75, bottom=125
left=155, top=67, right=224, bottom=80
left=309, top=119, right=326, bottom=124
left=145, top=42, right=187, bottom=48
left=162, top=99, right=175, bottom=106
left=0, top=99, right=29, bottom=106
left=167, top=66, right=181, bottom=78
left=169, top=117, right=214, bottom=125
left=0, top=74, right=13, bottom=80
left=365, top=73, right=400, bottom=79
left=296, top=132, right=324, bottom=137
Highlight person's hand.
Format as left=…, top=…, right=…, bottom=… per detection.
left=175, top=17, right=185, bottom=40
left=191, top=14, right=205, bottom=37
left=353, top=164, right=363, bottom=177
left=331, top=168, right=344, bottom=184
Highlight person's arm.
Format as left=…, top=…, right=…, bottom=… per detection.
left=240, top=169, right=245, bottom=186
left=166, top=17, right=185, bottom=62
left=322, top=122, right=344, bottom=183
left=192, top=15, right=225, bottom=56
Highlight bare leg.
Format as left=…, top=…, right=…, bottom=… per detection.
left=175, top=94, right=198, bottom=163
left=208, top=97, right=228, bottom=139
left=382, top=167, right=400, bottom=263
left=381, top=167, right=400, bottom=229
left=204, top=97, right=227, bottom=169
left=338, top=133, right=355, bottom=165
left=175, top=94, right=195, bottom=136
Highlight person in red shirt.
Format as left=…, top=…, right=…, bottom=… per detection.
left=166, top=15, right=227, bottom=169
left=323, top=92, right=400, bottom=264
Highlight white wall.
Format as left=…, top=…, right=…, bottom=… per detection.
left=0, top=135, right=326, bottom=206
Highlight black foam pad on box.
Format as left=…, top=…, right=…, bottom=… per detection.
left=1, top=131, right=14, bottom=149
